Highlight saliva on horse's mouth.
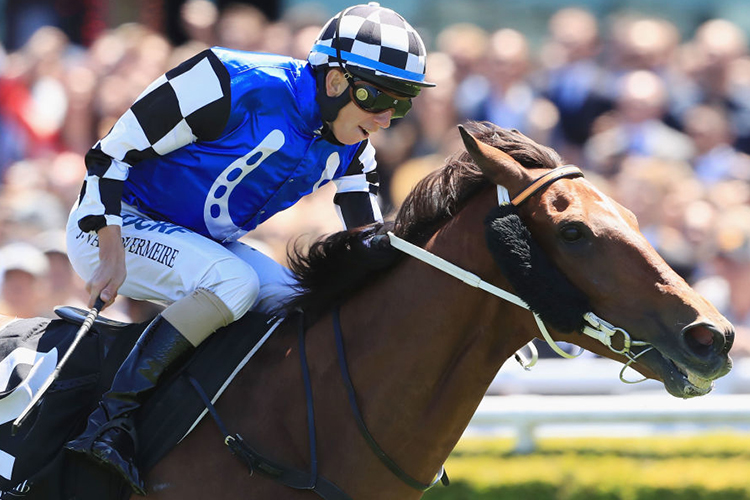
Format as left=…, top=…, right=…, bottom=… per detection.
left=667, top=356, right=714, bottom=394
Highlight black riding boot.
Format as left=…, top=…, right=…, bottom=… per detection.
left=65, top=315, right=194, bottom=495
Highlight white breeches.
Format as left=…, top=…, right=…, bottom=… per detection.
left=66, top=203, right=296, bottom=322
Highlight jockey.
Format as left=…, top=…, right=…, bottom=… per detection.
left=64, top=3, right=434, bottom=495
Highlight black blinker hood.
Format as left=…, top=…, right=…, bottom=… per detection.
left=484, top=204, right=590, bottom=334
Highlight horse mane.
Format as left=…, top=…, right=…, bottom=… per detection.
left=280, top=122, right=563, bottom=320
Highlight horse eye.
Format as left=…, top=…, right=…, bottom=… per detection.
left=559, top=224, right=584, bottom=242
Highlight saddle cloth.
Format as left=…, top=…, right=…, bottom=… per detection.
left=0, top=308, right=283, bottom=499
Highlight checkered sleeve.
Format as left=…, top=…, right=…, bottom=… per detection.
left=77, top=49, right=231, bottom=233
left=333, top=140, right=383, bottom=229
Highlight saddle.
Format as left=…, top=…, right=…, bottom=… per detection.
left=0, top=307, right=283, bottom=499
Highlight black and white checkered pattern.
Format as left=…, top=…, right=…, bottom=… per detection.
left=334, top=140, right=382, bottom=228
left=103, top=50, right=231, bottom=165
left=308, top=3, right=431, bottom=86
left=78, top=49, right=231, bottom=232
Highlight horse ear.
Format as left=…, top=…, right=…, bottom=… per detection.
left=458, top=125, right=527, bottom=188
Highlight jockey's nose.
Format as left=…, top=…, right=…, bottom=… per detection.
left=373, top=109, right=394, bottom=129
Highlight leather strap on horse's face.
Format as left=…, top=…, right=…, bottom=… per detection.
left=502, top=165, right=584, bottom=207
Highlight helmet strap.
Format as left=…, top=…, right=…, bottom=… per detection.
left=318, top=121, right=344, bottom=146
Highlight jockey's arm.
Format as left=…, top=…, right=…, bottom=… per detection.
left=333, top=140, right=383, bottom=229
left=75, top=50, right=231, bottom=306
left=77, top=49, right=231, bottom=235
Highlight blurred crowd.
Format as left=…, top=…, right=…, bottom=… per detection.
left=1, top=1, right=750, bottom=355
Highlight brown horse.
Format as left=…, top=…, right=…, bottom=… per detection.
left=17, top=122, right=736, bottom=499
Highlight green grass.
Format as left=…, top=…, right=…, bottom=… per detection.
left=422, top=433, right=750, bottom=499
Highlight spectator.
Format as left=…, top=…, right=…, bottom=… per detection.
left=540, top=7, right=613, bottom=160
left=675, top=19, right=750, bottom=153
left=0, top=241, right=50, bottom=318
left=612, top=156, right=699, bottom=269
left=583, top=70, right=694, bottom=176
left=404, top=52, right=460, bottom=158
left=215, top=3, right=268, bottom=52
left=435, top=22, right=490, bottom=120
left=684, top=104, right=750, bottom=184
left=0, top=159, right=69, bottom=243
left=33, top=229, right=88, bottom=315
left=465, top=28, right=558, bottom=142
left=179, top=0, right=219, bottom=49
left=0, top=26, right=71, bottom=163
left=688, top=19, right=747, bottom=102
left=60, top=61, right=98, bottom=154
left=693, top=206, right=750, bottom=356
left=608, top=15, right=681, bottom=75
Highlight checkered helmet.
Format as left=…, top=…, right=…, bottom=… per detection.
left=308, top=2, right=435, bottom=97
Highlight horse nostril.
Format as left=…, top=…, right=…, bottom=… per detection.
left=690, top=326, right=713, bottom=346
left=682, top=323, right=725, bottom=358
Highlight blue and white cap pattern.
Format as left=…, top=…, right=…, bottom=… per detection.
left=308, top=2, right=434, bottom=87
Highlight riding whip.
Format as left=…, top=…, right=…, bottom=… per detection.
left=12, top=297, right=105, bottom=436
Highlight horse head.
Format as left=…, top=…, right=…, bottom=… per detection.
left=459, top=123, right=734, bottom=399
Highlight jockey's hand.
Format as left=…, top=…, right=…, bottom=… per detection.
left=87, top=225, right=126, bottom=310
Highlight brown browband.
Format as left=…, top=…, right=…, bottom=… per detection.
left=511, top=165, right=584, bottom=206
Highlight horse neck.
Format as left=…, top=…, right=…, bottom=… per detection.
left=337, top=186, right=537, bottom=485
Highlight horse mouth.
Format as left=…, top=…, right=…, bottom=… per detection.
left=642, top=347, right=730, bottom=399
left=667, top=359, right=714, bottom=397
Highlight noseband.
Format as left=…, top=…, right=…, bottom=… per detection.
left=388, top=164, right=654, bottom=384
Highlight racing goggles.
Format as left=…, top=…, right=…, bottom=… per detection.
left=348, top=79, right=413, bottom=119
